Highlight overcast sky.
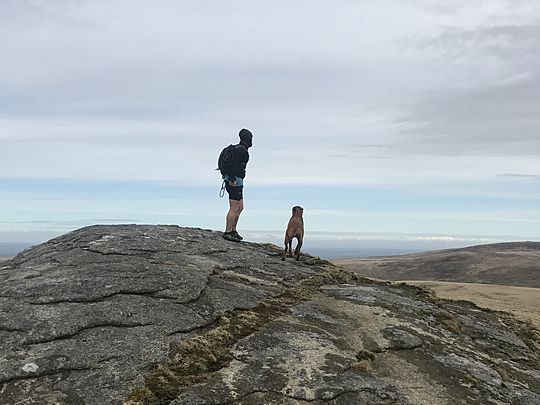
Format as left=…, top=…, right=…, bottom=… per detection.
left=1, top=1, right=539, bottom=245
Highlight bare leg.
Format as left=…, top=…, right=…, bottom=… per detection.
left=231, top=199, right=244, bottom=231
left=226, top=199, right=243, bottom=232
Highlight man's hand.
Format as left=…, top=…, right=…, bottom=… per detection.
left=229, top=179, right=237, bottom=187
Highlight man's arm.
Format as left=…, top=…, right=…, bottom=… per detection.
left=232, top=145, right=249, bottom=180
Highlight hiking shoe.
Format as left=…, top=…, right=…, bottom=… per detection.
left=223, top=232, right=241, bottom=242
left=231, top=231, right=243, bottom=241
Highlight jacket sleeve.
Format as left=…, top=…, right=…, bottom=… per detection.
left=233, top=145, right=249, bottom=179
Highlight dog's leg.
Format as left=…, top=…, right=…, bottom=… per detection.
left=288, top=240, right=293, bottom=257
left=294, top=236, right=303, bottom=261
left=282, top=237, right=289, bottom=261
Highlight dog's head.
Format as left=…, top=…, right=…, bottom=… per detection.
left=292, top=206, right=304, bottom=217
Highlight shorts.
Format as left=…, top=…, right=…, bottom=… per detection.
left=226, top=184, right=243, bottom=201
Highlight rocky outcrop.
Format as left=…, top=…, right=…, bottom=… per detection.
left=0, top=225, right=538, bottom=404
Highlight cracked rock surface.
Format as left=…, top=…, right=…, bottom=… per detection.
left=0, top=225, right=539, bottom=404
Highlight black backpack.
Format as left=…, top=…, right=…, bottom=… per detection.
left=217, top=144, right=235, bottom=178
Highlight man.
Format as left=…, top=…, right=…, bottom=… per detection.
left=223, top=128, right=253, bottom=242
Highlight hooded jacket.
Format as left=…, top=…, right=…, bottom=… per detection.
left=230, top=142, right=250, bottom=179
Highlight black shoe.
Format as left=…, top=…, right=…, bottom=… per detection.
left=231, top=231, right=243, bottom=241
left=223, top=232, right=241, bottom=242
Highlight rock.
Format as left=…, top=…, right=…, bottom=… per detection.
left=0, top=225, right=538, bottom=404
left=382, top=327, right=423, bottom=351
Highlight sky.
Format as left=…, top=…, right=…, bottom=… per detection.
left=1, top=1, right=539, bottom=253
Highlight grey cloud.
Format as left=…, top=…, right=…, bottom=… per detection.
left=497, top=173, right=540, bottom=179
left=328, top=154, right=348, bottom=158
left=353, top=144, right=394, bottom=149
left=410, top=24, right=540, bottom=60
left=395, top=20, right=540, bottom=157
left=398, top=76, right=540, bottom=156
left=328, top=153, right=390, bottom=160
left=328, top=144, right=395, bottom=159
left=1, top=1, right=539, bottom=184
left=328, top=149, right=393, bottom=160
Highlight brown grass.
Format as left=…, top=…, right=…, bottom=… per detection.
left=333, top=244, right=540, bottom=288
left=401, top=281, right=540, bottom=331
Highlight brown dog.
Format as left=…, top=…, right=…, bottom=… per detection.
left=282, top=206, right=304, bottom=261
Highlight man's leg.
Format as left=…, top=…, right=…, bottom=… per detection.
left=226, top=199, right=243, bottom=232
left=230, top=199, right=243, bottom=231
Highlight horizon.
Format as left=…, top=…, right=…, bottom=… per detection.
left=1, top=224, right=537, bottom=259
left=1, top=2, right=539, bottom=248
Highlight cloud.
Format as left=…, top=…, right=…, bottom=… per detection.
left=0, top=1, right=539, bottom=187
left=497, top=173, right=540, bottom=179
left=394, top=20, right=540, bottom=157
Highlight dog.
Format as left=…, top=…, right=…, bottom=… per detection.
left=282, top=206, right=304, bottom=261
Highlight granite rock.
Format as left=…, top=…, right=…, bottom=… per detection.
left=0, top=225, right=538, bottom=405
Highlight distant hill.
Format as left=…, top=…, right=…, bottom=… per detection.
left=334, top=242, right=540, bottom=288
left=0, top=242, right=31, bottom=256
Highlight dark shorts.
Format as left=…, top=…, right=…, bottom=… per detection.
left=226, top=184, right=243, bottom=201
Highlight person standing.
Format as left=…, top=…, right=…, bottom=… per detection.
left=220, top=128, right=253, bottom=242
